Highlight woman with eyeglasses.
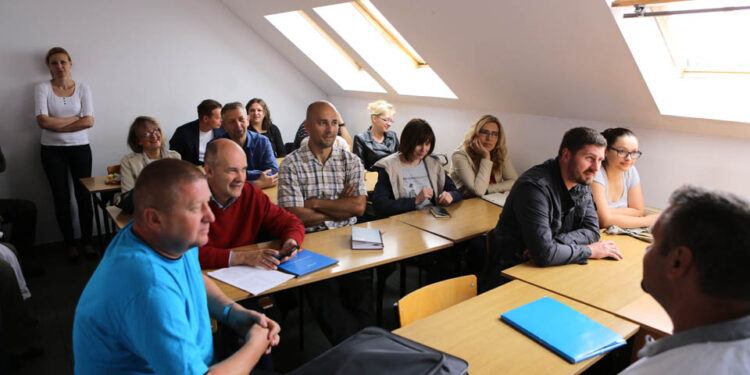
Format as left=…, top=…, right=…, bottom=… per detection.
left=450, top=115, right=518, bottom=197
left=371, top=118, right=461, bottom=217
left=35, top=47, right=96, bottom=260
left=353, top=100, right=400, bottom=171
left=120, top=116, right=181, bottom=193
left=592, top=128, right=658, bottom=229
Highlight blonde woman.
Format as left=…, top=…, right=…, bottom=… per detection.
left=120, top=116, right=181, bottom=192
left=35, top=47, right=95, bottom=260
left=450, top=115, right=518, bottom=197
left=353, top=100, right=399, bottom=171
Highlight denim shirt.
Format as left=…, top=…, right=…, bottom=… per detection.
left=488, top=157, right=599, bottom=271
left=213, top=129, right=278, bottom=181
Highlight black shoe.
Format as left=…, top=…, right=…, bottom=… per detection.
left=83, top=245, right=99, bottom=260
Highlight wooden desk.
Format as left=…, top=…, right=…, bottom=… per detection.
left=209, top=217, right=453, bottom=301
left=80, top=176, right=121, bottom=245
left=106, top=206, right=132, bottom=231
left=502, top=233, right=672, bottom=336
left=394, top=280, right=639, bottom=375
left=261, top=171, right=379, bottom=205
left=392, top=198, right=502, bottom=242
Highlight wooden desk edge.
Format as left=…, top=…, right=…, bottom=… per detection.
left=208, top=239, right=454, bottom=301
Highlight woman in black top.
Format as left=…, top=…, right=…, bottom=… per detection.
left=246, top=98, right=285, bottom=157
left=353, top=99, right=399, bottom=171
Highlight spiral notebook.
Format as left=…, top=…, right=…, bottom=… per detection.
left=500, top=296, right=626, bottom=363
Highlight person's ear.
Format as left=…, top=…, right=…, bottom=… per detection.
left=667, top=246, right=693, bottom=279
left=142, top=207, right=165, bottom=232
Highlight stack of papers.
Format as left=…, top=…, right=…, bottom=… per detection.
left=482, top=192, right=509, bottom=207
left=351, top=227, right=384, bottom=250
left=207, top=266, right=295, bottom=295
left=501, top=296, right=626, bottom=363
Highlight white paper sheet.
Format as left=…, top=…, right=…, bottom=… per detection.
left=207, top=265, right=295, bottom=295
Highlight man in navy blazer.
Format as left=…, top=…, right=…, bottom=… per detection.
left=169, top=99, right=223, bottom=165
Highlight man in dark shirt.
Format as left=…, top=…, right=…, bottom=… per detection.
left=169, top=99, right=223, bottom=165
left=482, top=127, right=622, bottom=291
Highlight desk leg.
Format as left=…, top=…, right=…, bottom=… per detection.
left=298, top=287, right=305, bottom=349
left=90, top=193, right=104, bottom=251
left=399, top=261, right=406, bottom=297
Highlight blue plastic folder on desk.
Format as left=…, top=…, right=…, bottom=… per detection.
left=278, top=249, right=338, bottom=277
left=500, top=296, right=626, bottom=363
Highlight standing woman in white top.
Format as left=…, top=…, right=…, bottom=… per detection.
left=592, top=128, right=658, bottom=229
left=119, top=116, right=181, bottom=193
left=450, top=115, right=518, bottom=197
left=35, top=47, right=95, bottom=260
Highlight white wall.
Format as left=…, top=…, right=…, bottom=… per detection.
left=0, top=0, right=325, bottom=244
left=331, top=95, right=750, bottom=209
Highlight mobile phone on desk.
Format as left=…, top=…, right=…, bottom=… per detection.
left=430, top=205, right=450, bottom=218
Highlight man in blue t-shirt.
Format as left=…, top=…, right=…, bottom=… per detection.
left=73, top=159, right=280, bottom=374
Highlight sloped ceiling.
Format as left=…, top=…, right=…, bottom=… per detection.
left=219, top=0, right=713, bottom=128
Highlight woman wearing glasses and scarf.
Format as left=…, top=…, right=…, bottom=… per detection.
left=120, top=116, right=181, bottom=193
left=450, top=115, right=518, bottom=198
left=592, top=127, right=658, bottom=229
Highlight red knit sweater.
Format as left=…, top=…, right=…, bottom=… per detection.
left=199, top=182, right=305, bottom=269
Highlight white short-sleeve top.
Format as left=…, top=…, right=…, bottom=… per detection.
left=593, top=166, right=640, bottom=209
left=35, top=81, right=94, bottom=146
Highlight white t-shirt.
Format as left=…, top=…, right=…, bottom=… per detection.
left=0, top=243, right=31, bottom=300
left=402, top=160, right=432, bottom=209
left=593, top=166, right=640, bottom=209
left=198, top=130, right=213, bottom=163
left=34, top=81, right=94, bottom=146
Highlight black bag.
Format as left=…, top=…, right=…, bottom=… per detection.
left=114, top=190, right=134, bottom=214
left=289, top=327, right=468, bottom=375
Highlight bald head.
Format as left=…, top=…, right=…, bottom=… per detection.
left=204, top=138, right=248, bottom=204
left=305, top=101, right=338, bottom=123
left=204, top=138, right=245, bottom=168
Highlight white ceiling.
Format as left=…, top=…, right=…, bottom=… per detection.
left=220, top=0, right=749, bottom=134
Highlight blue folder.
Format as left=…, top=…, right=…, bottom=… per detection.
left=278, top=249, right=338, bottom=277
left=500, top=296, right=626, bottom=363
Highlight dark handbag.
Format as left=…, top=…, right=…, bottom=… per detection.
left=114, top=190, right=134, bottom=214
left=289, top=327, right=468, bottom=375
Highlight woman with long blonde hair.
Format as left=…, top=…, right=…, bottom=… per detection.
left=450, top=115, right=518, bottom=197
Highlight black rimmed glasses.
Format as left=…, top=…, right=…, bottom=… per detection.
left=478, top=129, right=499, bottom=138
left=608, top=146, right=642, bottom=160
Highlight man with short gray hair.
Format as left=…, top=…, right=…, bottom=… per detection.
left=621, top=186, right=750, bottom=374
left=214, top=102, right=278, bottom=189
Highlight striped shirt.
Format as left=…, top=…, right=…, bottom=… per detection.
left=278, top=143, right=366, bottom=232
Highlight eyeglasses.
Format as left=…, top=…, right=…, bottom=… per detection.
left=376, top=116, right=393, bottom=124
left=608, top=146, right=642, bottom=160
left=142, top=128, right=161, bottom=138
left=478, top=129, right=499, bottom=138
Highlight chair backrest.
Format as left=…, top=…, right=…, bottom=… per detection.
left=398, top=274, right=477, bottom=327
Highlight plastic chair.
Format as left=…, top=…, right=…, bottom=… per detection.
left=396, top=274, right=477, bottom=327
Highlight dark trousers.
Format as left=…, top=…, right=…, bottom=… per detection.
left=40, top=145, right=93, bottom=247
left=0, top=199, right=36, bottom=258
left=0, top=259, right=27, bottom=351
left=305, top=270, right=375, bottom=345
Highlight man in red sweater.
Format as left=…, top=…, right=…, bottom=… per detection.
left=199, top=139, right=305, bottom=269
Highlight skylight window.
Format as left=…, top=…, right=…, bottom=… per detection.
left=609, top=0, right=750, bottom=123
left=265, top=10, right=385, bottom=93
left=650, top=0, right=750, bottom=76
left=314, top=1, right=457, bottom=99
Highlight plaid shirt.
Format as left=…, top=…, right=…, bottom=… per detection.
left=278, top=143, right=366, bottom=232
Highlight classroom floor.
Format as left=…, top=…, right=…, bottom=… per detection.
left=9, top=239, right=629, bottom=374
